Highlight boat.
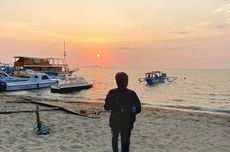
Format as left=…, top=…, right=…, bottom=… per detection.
left=0, top=72, right=58, bottom=91
left=51, top=75, right=93, bottom=93
left=138, top=71, right=177, bottom=85
left=0, top=62, right=15, bottom=75
left=13, top=56, right=70, bottom=75
left=13, top=43, right=79, bottom=78
left=0, top=71, right=29, bottom=82
left=0, top=80, right=6, bottom=92
left=13, top=69, right=40, bottom=78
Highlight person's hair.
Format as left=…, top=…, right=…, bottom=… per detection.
left=115, top=72, right=128, bottom=88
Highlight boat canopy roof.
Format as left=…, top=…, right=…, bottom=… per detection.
left=14, top=56, right=63, bottom=61
left=24, top=65, right=63, bottom=68
left=145, top=71, right=162, bottom=74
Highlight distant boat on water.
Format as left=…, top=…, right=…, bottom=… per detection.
left=139, top=71, right=177, bottom=85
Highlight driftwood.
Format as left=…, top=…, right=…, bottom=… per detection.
left=32, top=101, right=100, bottom=119
left=25, top=99, right=101, bottom=119
left=5, top=101, right=34, bottom=104
left=3, top=97, right=103, bottom=119
left=0, top=107, right=60, bottom=114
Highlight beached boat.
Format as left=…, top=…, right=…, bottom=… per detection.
left=0, top=72, right=58, bottom=91
left=0, top=63, right=15, bottom=75
left=0, top=80, right=6, bottom=91
left=0, top=71, right=29, bottom=82
left=51, top=75, right=93, bottom=93
left=138, top=71, right=177, bottom=85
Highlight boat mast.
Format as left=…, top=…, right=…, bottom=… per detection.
left=63, top=41, right=67, bottom=66
left=63, top=41, right=68, bottom=71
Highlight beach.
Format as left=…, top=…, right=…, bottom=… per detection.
left=0, top=94, right=230, bottom=152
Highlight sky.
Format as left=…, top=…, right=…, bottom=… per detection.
left=0, top=0, right=230, bottom=68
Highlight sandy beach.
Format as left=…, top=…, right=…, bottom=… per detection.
left=0, top=93, right=230, bottom=152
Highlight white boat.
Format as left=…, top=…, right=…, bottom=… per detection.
left=1, top=72, right=58, bottom=91
left=0, top=63, right=15, bottom=75
left=51, top=75, right=93, bottom=93
left=0, top=71, right=29, bottom=82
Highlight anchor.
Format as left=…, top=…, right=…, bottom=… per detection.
left=33, top=106, right=50, bottom=135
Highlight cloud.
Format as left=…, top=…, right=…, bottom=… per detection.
left=0, top=20, right=67, bottom=40
left=0, top=21, right=40, bottom=29
left=179, top=4, right=230, bottom=35
left=118, top=46, right=136, bottom=50
left=214, top=4, right=230, bottom=14
left=160, top=41, right=199, bottom=52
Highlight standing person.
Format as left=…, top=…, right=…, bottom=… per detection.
left=104, top=72, right=141, bottom=152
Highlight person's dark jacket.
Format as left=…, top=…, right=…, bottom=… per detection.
left=104, top=88, right=141, bottom=130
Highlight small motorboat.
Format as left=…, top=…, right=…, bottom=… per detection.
left=50, top=75, right=93, bottom=93
left=0, top=72, right=58, bottom=91
left=139, top=71, right=177, bottom=85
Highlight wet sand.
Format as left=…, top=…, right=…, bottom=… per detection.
left=0, top=93, right=230, bottom=152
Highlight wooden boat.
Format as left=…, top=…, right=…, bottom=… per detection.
left=51, top=75, right=93, bottom=93
left=13, top=43, right=78, bottom=78
left=139, top=71, right=177, bottom=85
left=0, top=72, right=58, bottom=91
left=14, top=56, right=70, bottom=74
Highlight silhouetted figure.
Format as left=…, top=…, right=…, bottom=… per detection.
left=104, top=72, right=141, bottom=152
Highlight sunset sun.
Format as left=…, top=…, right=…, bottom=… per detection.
left=96, top=53, right=100, bottom=58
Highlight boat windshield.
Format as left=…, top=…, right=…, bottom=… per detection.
left=0, top=72, right=7, bottom=78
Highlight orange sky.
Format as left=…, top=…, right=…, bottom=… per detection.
left=0, top=0, right=230, bottom=68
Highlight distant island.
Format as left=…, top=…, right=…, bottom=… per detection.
left=79, top=65, right=103, bottom=68
left=79, top=65, right=119, bottom=68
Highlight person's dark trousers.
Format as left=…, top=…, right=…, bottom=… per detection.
left=111, top=128, right=131, bottom=152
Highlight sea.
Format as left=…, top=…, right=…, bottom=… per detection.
left=5, top=68, right=230, bottom=115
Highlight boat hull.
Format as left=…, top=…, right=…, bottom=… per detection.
left=145, top=77, right=166, bottom=85
left=51, top=84, right=93, bottom=93
left=6, top=81, right=57, bottom=91
left=0, top=80, right=7, bottom=91
left=139, top=71, right=176, bottom=85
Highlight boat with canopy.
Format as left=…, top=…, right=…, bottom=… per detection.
left=138, top=71, right=177, bottom=85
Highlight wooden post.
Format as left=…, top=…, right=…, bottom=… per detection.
left=35, top=106, right=41, bottom=132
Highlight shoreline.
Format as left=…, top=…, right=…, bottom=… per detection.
left=1, top=93, right=230, bottom=151
left=2, top=93, right=230, bottom=116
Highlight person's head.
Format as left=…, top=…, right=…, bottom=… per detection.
left=115, top=72, right=128, bottom=89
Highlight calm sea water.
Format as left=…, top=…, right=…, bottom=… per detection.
left=6, top=68, right=230, bottom=114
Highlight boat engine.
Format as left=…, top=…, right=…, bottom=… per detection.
left=0, top=80, right=6, bottom=91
